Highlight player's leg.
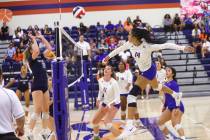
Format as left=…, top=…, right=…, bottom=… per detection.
left=24, top=89, right=30, bottom=117
left=120, top=95, right=127, bottom=120
left=171, top=108, right=185, bottom=140
left=16, top=89, right=22, bottom=100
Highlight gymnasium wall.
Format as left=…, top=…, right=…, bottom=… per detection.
left=0, top=0, right=180, bottom=33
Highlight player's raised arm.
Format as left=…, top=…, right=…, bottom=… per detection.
left=102, top=41, right=131, bottom=64
left=149, top=43, right=194, bottom=53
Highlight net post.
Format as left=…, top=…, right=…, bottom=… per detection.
left=52, top=21, right=71, bottom=140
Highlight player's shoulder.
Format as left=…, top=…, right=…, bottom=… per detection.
left=111, top=78, right=118, bottom=84
left=2, top=87, right=16, bottom=97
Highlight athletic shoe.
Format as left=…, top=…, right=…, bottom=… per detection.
left=116, top=123, right=137, bottom=139
left=40, top=129, right=49, bottom=140
left=26, top=133, right=34, bottom=140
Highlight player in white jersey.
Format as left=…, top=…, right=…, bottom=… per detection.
left=103, top=28, right=194, bottom=139
left=116, top=61, right=133, bottom=120
left=91, top=65, right=121, bottom=140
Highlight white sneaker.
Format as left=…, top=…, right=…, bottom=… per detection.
left=40, top=129, right=49, bottom=140
left=165, top=134, right=174, bottom=140
left=116, top=123, right=137, bottom=139
left=26, top=133, right=34, bottom=140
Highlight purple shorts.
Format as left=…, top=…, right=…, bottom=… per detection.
left=141, top=63, right=157, bottom=80
left=102, top=102, right=120, bottom=109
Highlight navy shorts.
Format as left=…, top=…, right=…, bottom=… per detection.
left=31, top=76, right=48, bottom=93
left=120, top=94, right=128, bottom=97
left=101, top=102, right=120, bottom=109
left=167, top=102, right=185, bottom=113
left=17, top=85, right=29, bottom=93
left=49, top=103, right=54, bottom=117
left=141, top=63, right=157, bottom=80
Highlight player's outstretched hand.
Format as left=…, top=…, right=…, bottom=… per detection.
left=102, top=56, right=110, bottom=65
left=184, top=46, right=195, bottom=53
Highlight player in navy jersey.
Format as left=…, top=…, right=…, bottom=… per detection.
left=157, top=67, right=185, bottom=140
left=103, top=28, right=193, bottom=139
left=24, top=33, right=55, bottom=140
left=5, top=65, right=32, bottom=117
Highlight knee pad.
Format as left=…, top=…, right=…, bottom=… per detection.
left=104, top=123, right=112, bottom=130
left=159, top=124, right=166, bottom=131
left=154, top=84, right=163, bottom=91
left=127, top=95, right=137, bottom=107
left=129, top=85, right=141, bottom=97
left=174, top=124, right=182, bottom=131
left=31, top=113, right=40, bottom=121
left=41, top=112, right=49, bottom=120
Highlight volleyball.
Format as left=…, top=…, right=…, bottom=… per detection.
left=72, top=6, right=86, bottom=19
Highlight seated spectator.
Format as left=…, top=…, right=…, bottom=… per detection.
left=90, top=39, right=99, bottom=60
left=96, top=22, right=104, bottom=31
left=79, top=22, right=87, bottom=35
left=4, top=42, right=16, bottom=63
left=97, top=39, right=108, bottom=50
left=118, top=35, right=126, bottom=47
left=34, top=25, right=41, bottom=34
left=192, top=14, right=200, bottom=25
left=105, top=21, right=115, bottom=31
left=201, top=36, right=210, bottom=58
left=14, top=26, right=24, bottom=39
left=13, top=48, right=23, bottom=62
left=192, top=24, right=202, bottom=51
left=183, top=14, right=194, bottom=30
left=98, top=30, right=106, bottom=40
left=115, top=20, right=123, bottom=30
left=173, top=13, right=182, bottom=32
left=199, top=27, right=208, bottom=41
left=0, top=22, right=9, bottom=41
left=108, top=36, right=117, bottom=50
left=43, top=24, right=52, bottom=35
left=163, top=14, right=173, bottom=34
left=124, top=17, right=133, bottom=32
left=133, top=15, right=142, bottom=28
left=27, top=25, right=33, bottom=33
left=152, top=50, right=163, bottom=59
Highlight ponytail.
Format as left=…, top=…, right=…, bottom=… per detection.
left=131, top=27, right=167, bottom=44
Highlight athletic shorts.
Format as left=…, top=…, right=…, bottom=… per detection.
left=141, top=63, right=157, bottom=80
left=49, top=103, right=54, bottom=117
left=17, top=85, right=29, bottom=93
left=0, top=132, right=20, bottom=140
left=120, top=94, right=128, bottom=97
left=101, top=102, right=120, bottom=109
left=167, top=102, right=185, bottom=113
left=31, top=76, right=48, bottom=93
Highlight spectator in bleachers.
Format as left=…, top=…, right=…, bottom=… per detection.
left=96, top=22, right=104, bottom=31
left=124, top=17, right=133, bottom=32
left=90, top=39, right=99, bottom=60
left=27, top=25, right=33, bottom=33
left=158, top=56, right=167, bottom=69
left=77, top=35, right=91, bottom=61
left=182, top=14, right=194, bottom=30
left=163, top=14, right=173, bottom=34
left=43, top=24, right=52, bottom=35
left=118, top=35, right=126, bottom=47
left=107, top=36, right=117, bottom=50
left=98, top=39, right=108, bottom=50
left=105, top=21, right=115, bottom=31
left=192, top=14, right=200, bottom=25
left=201, top=36, right=210, bottom=58
left=115, top=20, right=123, bottom=29
left=133, top=16, right=142, bottom=28
left=13, top=48, right=23, bottom=62
left=192, top=24, right=202, bottom=51
left=4, top=42, right=16, bottom=62
left=0, top=22, right=9, bottom=41
left=152, top=50, right=163, bottom=59
left=14, top=26, right=24, bottom=39
left=79, top=22, right=87, bottom=35
left=173, top=13, right=182, bottom=32
left=98, top=30, right=106, bottom=40
left=34, top=25, right=41, bottom=34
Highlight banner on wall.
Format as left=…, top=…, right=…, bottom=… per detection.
left=180, top=0, right=210, bottom=17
